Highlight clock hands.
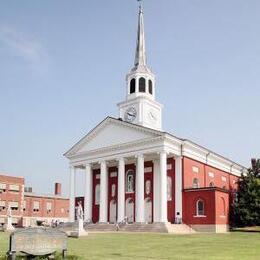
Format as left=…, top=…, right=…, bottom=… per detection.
left=127, top=112, right=135, bottom=117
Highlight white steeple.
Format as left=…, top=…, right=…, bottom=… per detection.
left=118, top=2, right=163, bottom=130
left=133, top=3, right=148, bottom=72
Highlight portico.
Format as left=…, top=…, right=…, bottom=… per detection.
left=66, top=118, right=183, bottom=224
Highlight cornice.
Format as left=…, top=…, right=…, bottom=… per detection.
left=67, top=136, right=164, bottom=161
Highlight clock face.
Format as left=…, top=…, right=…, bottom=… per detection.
left=148, top=109, right=157, bottom=122
left=124, top=107, right=137, bottom=122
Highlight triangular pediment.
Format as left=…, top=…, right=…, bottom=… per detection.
left=65, top=117, right=163, bottom=157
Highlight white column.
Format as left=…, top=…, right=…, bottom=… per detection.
left=136, top=154, right=144, bottom=223
left=153, top=159, right=160, bottom=222
left=175, top=156, right=183, bottom=222
left=84, top=163, right=92, bottom=222
left=117, top=158, right=125, bottom=223
left=160, top=151, right=167, bottom=222
left=69, top=166, right=75, bottom=222
left=99, top=161, right=108, bottom=223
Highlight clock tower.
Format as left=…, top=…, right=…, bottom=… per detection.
left=117, top=2, right=163, bottom=131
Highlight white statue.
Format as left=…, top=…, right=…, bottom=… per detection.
left=76, top=202, right=84, bottom=220
left=74, top=201, right=88, bottom=237
left=5, top=205, right=15, bottom=231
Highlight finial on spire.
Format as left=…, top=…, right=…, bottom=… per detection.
left=137, top=0, right=143, bottom=13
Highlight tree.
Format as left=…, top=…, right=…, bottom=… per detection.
left=231, top=159, right=260, bottom=227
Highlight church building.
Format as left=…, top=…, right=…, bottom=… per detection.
left=64, top=4, right=246, bottom=232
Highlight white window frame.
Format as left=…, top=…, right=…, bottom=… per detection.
left=192, top=178, right=199, bottom=188
left=95, top=184, right=100, bottom=205
left=126, top=170, right=134, bottom=193
left=195, top=199, right=206, bottom=217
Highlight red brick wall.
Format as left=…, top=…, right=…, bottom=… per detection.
left=183, top=157, right=206, bottom=189
left=215, top=191, right=229, bottom=225
left=23, top=195, right=69, bottom=218
left=183, top=157, right=239, bottom=190
left=183, top=189, right=216, bottom=225
left=0, top=175, right=24, bottom=217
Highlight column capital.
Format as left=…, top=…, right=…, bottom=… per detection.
left=173, top=155, right=183, bottom=159
left=135, top=153, right=144, bottom=159
left=116, top=157, right=125, bottom=163
left=69, top=164, right=75, bottom=169
left=84, top=162, right=92, bottom=168
left=157, top=150, right=170, bottom=156
left=98, top=160, right=107, bottom=165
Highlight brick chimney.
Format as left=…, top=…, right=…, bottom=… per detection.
left=55, top=183, right=61, bottom=195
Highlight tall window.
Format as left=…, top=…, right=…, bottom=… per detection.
left=33, top=201, right=40, bottom=212
left=196, top=199, right=205, bottom=216
left=192, top=178, right=199, bottom=188
left=95, top=184, right=100, bottom=205
left=139, top=77, right=146, bottom=92
left=126, top=170, right=134, bottom=193
left=130, top=78, right=136, bottom=94
left=148, top=80, right=153, bottom=94
left=46, top=202, right=52, bottom=213
left=167, top=176, right=172, bottom=201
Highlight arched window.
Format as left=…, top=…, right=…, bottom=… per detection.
left=148, top=80, right=153, bottom=94
left=167, top=176, right=172, bottom=201
left=139, top=77, right=146, bottom=92
left=126, top=170, right=134, bottom=193
left=95, top=184, right=100, bottom=205
left=130, top=78, right=136, bottom=94
left=192, top=178, right=199, bottom=188
left=209, top=182, right=214, bottom=187
left=220, top=197, right=226, bottom=216
left=145, top=180, right=151, bottom=195
left=111, top=184, right=116, bottom=198
left=196, top=199, right=205, bottom=216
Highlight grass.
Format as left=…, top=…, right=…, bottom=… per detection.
left=0, top=231, right=260, bottom=260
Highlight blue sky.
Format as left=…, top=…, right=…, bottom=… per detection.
left=0, top=0, right=259, bottom=196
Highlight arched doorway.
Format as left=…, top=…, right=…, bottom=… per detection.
left=109, top=200, right=117, bottom=223
left=144, top=198, right=152, bottom=223
left=125, top=198, right=134, bottom=223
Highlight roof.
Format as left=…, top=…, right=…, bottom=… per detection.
left=24, top=192, right=68, bottom=200
left=64, top=116, right=247, bottom=171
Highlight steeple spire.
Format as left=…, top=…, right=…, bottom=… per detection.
left=135, top=1, right=146, bottom=67
left=132, top=0, right=150, bottom=73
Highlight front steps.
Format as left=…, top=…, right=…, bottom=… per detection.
left=58, top=222, right=196, bottom=234
left=84, top=222, right=196, bottom=234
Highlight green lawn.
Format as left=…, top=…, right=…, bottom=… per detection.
left=0, top=232, right=259, bottom=260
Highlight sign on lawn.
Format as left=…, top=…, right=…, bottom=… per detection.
left=7, top=227, right=67, bottom=259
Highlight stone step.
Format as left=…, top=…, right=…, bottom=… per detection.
left=58, top=222, right=196, bottom=234
left=165, top=223, right=196, bottom=234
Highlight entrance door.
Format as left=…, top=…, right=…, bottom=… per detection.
left=125, top=198, right=134, bottom=223
left=109, top=200, right=117, bottom=223
left=144, top=198, right=152, bottom=223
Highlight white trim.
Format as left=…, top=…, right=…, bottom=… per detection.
left=65, top=117, right=246, bottom=179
